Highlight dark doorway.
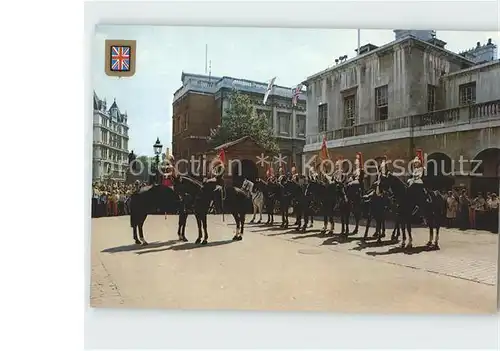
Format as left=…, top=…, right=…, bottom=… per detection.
left=471, top=148, right=500, bottom=195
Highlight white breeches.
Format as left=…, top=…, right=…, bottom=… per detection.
left=408, top=178, right=423, bottom=186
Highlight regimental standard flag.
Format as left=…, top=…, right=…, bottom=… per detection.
left=111, top=46, right=131, bottom=72
left=319, top=135, right=330, bottom=161
left=218, top=148, right=226, bottom=165
left=292, top=83, right=303, bottom=107
left=263, top=77, right=276, bottom=105
left=416, top=148, right=424, bottom=164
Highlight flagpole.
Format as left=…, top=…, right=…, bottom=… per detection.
left=357, top=29, right=361, bottom=55
left=205, top=44, right=208, bottom=73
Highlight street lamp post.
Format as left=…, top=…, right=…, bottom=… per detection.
left=153, top=137, right=163, bottom=184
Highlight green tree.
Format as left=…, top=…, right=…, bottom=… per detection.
left=208, top=89, right=279, bottom=153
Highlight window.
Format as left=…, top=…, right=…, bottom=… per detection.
left=278, top=112, right=291, bottom=135
left=375, top=85, right=388, bottom=121
left=296, top=114, right=306, bottom=137
left=184, top=113, right=189, bottom=130
left=343, top=94, right=356, bottom=127
left=427, top=85, right=436, bottom=112
left=101, top=130, right=108, bottom=144
left=318, top=103, right=328, bottom=132
left=459, top=82, right=476, bottom=105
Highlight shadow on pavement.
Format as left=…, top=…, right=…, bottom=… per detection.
left=102, top=240, right=179, bottom=254
left=251, top=226, right=290, bottom=233
left=350, top=238, right=399, bottom=251
left=321, top=234, right=363, bottom=246
left=366, top=245, right=438, bottom=256
left=136, top=239, right=236, bottom=254
left=290, top=231, right=329, bottom=240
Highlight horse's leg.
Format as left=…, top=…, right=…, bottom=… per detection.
left=328, top=215, right=334, bottom=235
left=239, top=212, right=245, bottom=238
left=201, top=214, right=208, bottom=245
left=195, top=215, right=203, bottom=244
left=344, top=209, right=350, bottom=236
left=250, top=203, right=256, bottom=223
left=400, top=221, right=406, bottom=247
left=181, top=213, right=188, bottom=241
left=302, top=208, right=308, bottom=232
left=375, top=219, right=382, bottom=242
left=363, top=213, right=371, bottom=239
left=434, top=223, right=440, bottom=249
left=381, top=217, right=386, bottom=237
left=177, top=212, right=182, bottom=239
left=427, top=225, right=434, bottom=247
left=232, top=213, right=240, bottom=240
left=296, top=205, right=303, bottom=231
left=406, top=220, right=413, bottom=248
left=309, top=215, right=314, bottom=227
left=133, top=226, right=141, bottom=245
left=257, top=203, right=262, bottom=223
left=322, top=214, right=327, bottom=233
left=352, top=207, right=359, bottom=234
left=138, top=223, right=148, bottom=245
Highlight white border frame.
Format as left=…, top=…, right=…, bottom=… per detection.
left=86, top=1, right=500, bottom=349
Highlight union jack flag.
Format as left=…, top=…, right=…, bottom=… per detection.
left=111, top=46, right=130, bottom=71
left=292, top=83, right=303, bottom=106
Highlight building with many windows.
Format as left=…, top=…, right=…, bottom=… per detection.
left=172, top=73, right=307, bottom=171
left=92, top=91, right=130, bottom=181
left=303, top=30, right=499, bottom=193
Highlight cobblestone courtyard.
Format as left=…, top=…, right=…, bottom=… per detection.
left=90, top=215, right=498, bottom=313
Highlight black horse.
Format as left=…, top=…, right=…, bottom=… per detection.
left=362, top=189, right=390, bottom=241
left=282, top=175, right=308, bottom=231
left=304, top=177, right=337, bottom=234
left=217, top=182, right=251, bottom=241
left=172, top=176, right=222, bottom=244
left=254, top=178, right=279, bottom=225
left=344, top=176, right=364, bottom=235
left=128, top=184, right=178, bottom=245
left=379, top=173, right=446, bottom=249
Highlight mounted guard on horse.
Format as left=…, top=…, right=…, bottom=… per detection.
left=408, top=149, right=432, bottom=215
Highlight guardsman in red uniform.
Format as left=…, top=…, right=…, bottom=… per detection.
left=266, top=167, right=275, bottom=182
left=291, top=163, right=298, bottom=181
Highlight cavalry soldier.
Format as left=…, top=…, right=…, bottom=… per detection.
left=291, top=163, right=298, bottom=181
left=408, top=149, right=432, bottom=212
left=308, top=165, right=318, bottom=181
left=277, top=166, right=286, bottom=183
left=266, top=167, right=275, bottom=182
left=364, top=155, right=388, bottom=200
left=333, top=156, right=344, bottom=183
left=162, top=154, right=176, bottom=189
left=348, top=152, right=363, bottom=186
left=378, top=155, right=389, bottom=180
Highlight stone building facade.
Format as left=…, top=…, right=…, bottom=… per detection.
left=172, top=73, right=307, bottom=172
left=303, top=30, right=499, bottom=194
left=92, top=92, right=130, bottom=181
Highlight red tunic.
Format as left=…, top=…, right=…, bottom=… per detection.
left=162, top=176, right=173, bottom=187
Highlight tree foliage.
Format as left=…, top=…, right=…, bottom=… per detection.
left=208, top=89, right=279, bottom=153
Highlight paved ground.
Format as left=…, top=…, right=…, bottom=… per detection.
left=90, top=214, right=498, bottom=313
